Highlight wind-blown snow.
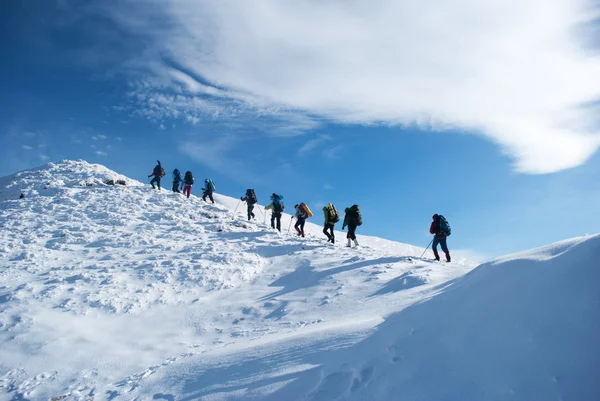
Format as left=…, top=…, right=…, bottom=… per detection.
left=0, top=160, right=597, bottom=400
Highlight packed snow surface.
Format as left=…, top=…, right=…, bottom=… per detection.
left=0, top=160, right=597, bottom=401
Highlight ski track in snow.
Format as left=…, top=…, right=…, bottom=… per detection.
left=0, top=160, right=518, bottom=401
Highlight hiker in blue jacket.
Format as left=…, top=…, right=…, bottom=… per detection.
left=265, top=193, right=284, bottom=231
left=202, top=178, right=216, bottom=203
left=172, top=169, right=183, bottom=193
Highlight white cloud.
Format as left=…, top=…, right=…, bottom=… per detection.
left=106, top=0, right=600, bottom=173
left=95, top=150, right=107, bottom=156
left=297, top=135, right=331, bottom=156
left=22, top=145, right=33, bottom=150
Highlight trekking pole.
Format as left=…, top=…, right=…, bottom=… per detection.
left=233, top=200, right=241, bottom=214
left=420, top=238, right=434, bottom=258
left=288, top=216, right=294, bottom=232
left=256, top=207, right=264, bottom=218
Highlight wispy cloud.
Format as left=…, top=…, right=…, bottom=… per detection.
left=103, top=0, right=600, bottom=173
left=297, top=135, right=331, bottom=156
left=22, top=145, right=33, bottom=150
left=95, top=150, right=107, bottom=156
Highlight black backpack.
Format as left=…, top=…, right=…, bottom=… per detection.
left=246, top=189, right=257, bottom=204
left=350, top=205, right=362, bottom=226
left=184, top=171, right=194, bottom=185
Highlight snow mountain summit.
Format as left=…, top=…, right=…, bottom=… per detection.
left=0, top=160, right=598, bottom=401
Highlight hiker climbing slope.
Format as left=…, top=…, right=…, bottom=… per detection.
left=203, top=178, right=216, bottom=203
left=342, top=204, right=362, bottom=247
left=322, top=203, right=340, bottom=244
left=148, top=160, right=165, bottom=190
left=430, top=214, right=451, bottom=262
left=241, top=189, right=258, bottom=221
left=172, top=169, right=183, bottom=193
left=293, top=203, right=312, bottom=237
left=266, top=193, right=284, bottom=232
left=182, top=171, right=194, bottom=198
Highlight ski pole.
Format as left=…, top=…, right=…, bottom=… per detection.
left=420, top=238, right=434, bottom=258
left=233, top=200, right=241, bottom=214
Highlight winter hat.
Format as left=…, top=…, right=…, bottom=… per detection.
left=432, top=214, right=439, bottom=219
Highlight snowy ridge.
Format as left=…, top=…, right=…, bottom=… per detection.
left=1, top=160, right=597, bottom=400
left=0, top=160, right=474, bottom=400
left=0, top=160, right=142, bottom=202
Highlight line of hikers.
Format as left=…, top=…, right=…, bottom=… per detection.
left=149, top=161, right=451, bottom=258
left=239, top=190, right=370, bottom=249
left=240, top=191, right=451, bottom=258
left=148, top=160, right=216, bottom=203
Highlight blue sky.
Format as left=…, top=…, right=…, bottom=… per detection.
left=1, top=0, right=599, bottom=259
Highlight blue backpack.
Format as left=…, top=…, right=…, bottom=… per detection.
left=205, top=179, right=216, bottom=191
left=439, top=215, right=451, bottom=236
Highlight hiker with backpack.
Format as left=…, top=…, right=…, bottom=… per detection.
left=148, top=160, right=166, bottom=190
left=293, top=203, right=310, bottom=237
left=342, top=205, right=362, bottom=247
left=202, top=178, right=216, bottom=203
left=241, top=189, right=258, bottom=220
left=172, top=169, right=183, bottom=193
left=429, top=214, right=451, bottom=262
left=322, top=203, right=340, bottom=244
left=182, top=171, right=194, bottom=198
left=265, top=193, right=284, bottom=231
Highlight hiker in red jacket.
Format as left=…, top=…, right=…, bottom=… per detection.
left=430, top=214, right=451, bottom=262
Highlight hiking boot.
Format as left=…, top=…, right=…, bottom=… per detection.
left=346, top=239, right=352, bottom=247
left=445, top=251, right=451, bottom=263
left=331, top=237, right=335, bottom=244
left=353, top=239, right=359, bottom=247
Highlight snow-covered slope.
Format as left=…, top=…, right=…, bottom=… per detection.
left=0, top=160, right=474, bottom=400
left=2, top=161, right=597, bottom=401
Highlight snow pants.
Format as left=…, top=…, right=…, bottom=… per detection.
left=150, top=176, right=161, bottom=189
left=183, top=185, right=192, bottom=198
left=294, top=217, right=306, bottom=236
left=323, top=223, right=335, bottom=242
left=247, top=203, right=256, bottom=220
left=347, top=223, right=357, bottom=240
left=432, top=235, right=450, bottom=261
left=271, top=212, right=282, bottom=232
left=172, top=181, right=181, bottom=193
left=203, top=190, right=214, bottom=203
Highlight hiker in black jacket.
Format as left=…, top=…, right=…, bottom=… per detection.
left=241, top=189, right=257, bottom=221
left=342, top=205, right=362, bottom=247
left=148, top=160, right=165, bottom=190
